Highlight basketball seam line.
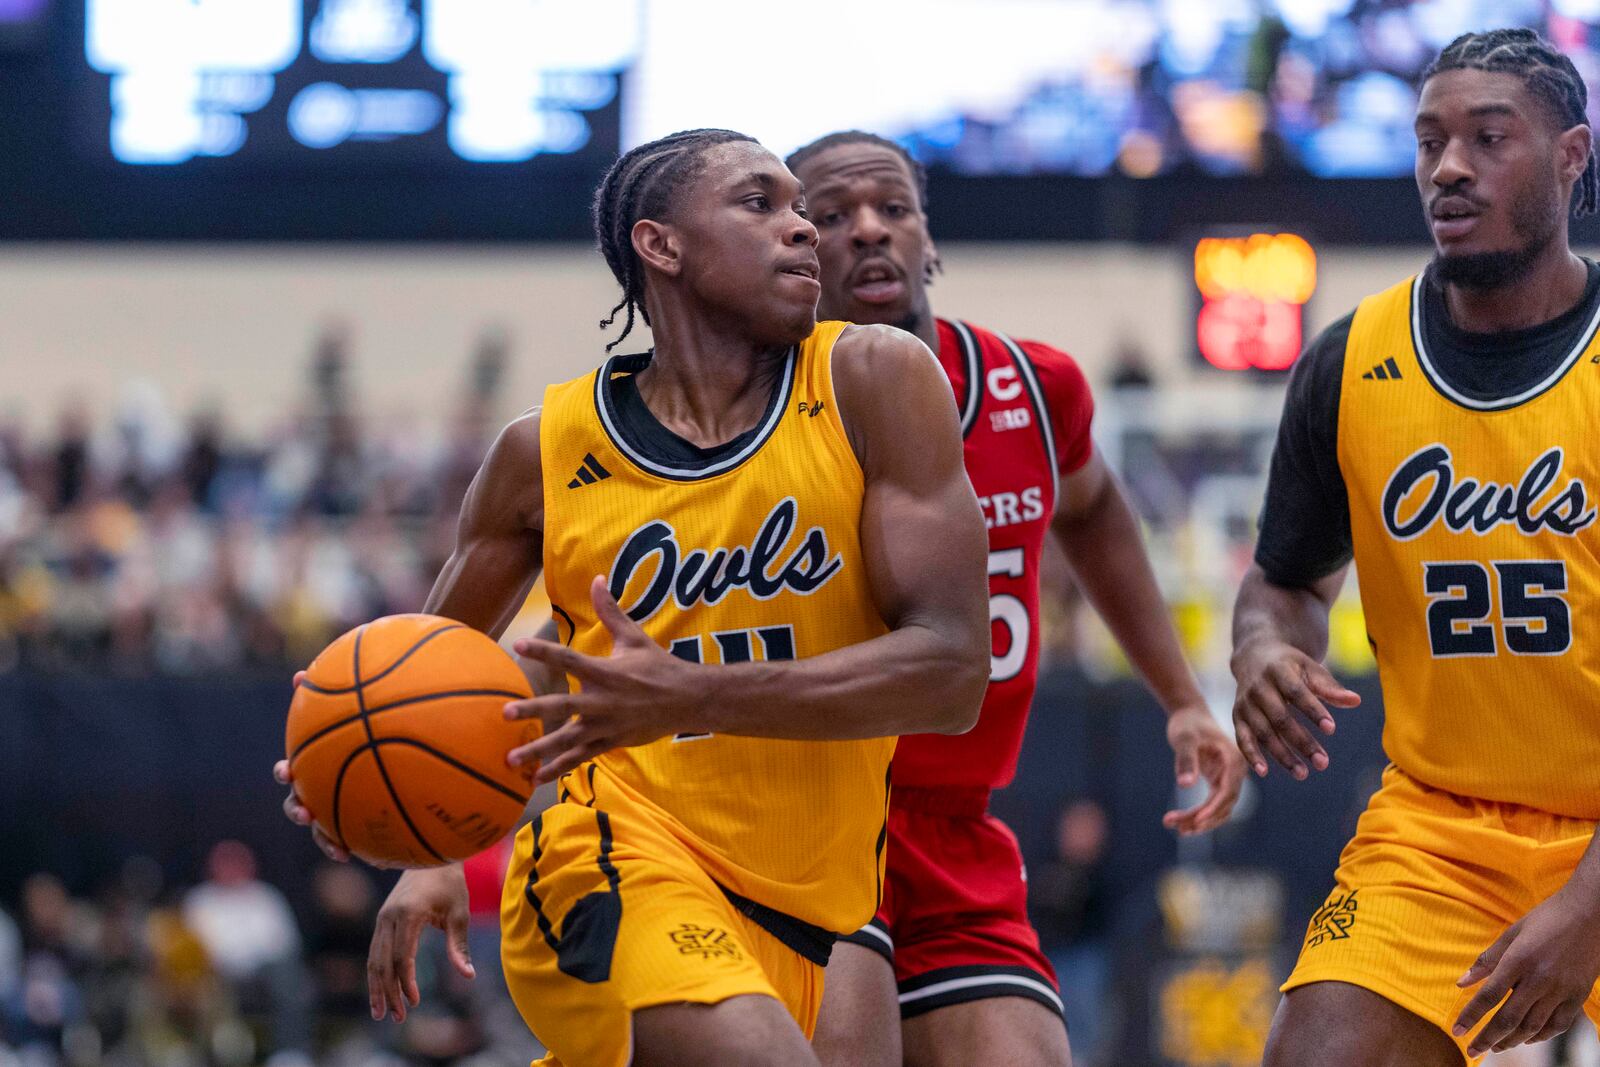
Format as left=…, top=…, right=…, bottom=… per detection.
left=300, top=623, right=466, bottom=695
left=365, top=738, right=528, bottom=805
left=352, top=624, right=448, bottom=865
left=288, top=687, right=529, bottom=762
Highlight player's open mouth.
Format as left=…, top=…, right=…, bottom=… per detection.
left=850, top=260, right=906, bottom=305
left=779, top=260, right=820, bottom=283
left=1430, top=198, right=1480, bottom=241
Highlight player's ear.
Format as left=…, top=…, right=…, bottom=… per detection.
left=633, top=219, right=682, bottom=278
left=1557, top=123, right=1592, bottom=187
left=923, top=233, right=943, bottom=285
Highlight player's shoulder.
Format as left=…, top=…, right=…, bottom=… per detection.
left=1288, top=312, right=1357, bottom=397
left=830, top=322, right=944, bottom=397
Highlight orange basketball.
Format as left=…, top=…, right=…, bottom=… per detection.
left=284, top=613, right=540, bottom=868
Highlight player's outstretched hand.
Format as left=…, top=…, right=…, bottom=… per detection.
left=1161, top=705, right=1246, bottom=835
left=1453, top=882, right=1600, bottom=1057
left=275, top=669, right=350, bottom=862
left=506, top=575, right=703, bottom=785
left=1229, top=640, right=1360, bottom=780
left=368, top=864, right=475, bottom=1023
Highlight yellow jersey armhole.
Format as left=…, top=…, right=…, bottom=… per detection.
left=815, top=321, right=867, bottom=484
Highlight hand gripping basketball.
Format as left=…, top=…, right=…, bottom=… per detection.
left=505, top=575, right=709, bottom=785
left=283, top=614, right=541, bottom=868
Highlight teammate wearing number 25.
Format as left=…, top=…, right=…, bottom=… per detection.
left=1235, top=30, right=1600, bottom=1067
left=786, top=132, right=1245, bottom=1067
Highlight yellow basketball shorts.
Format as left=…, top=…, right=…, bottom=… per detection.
left=499, top=787, right=825, bottom=1067
left=1284, top=764, right=1600, bottom=1063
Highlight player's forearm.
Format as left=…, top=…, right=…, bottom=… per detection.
left=695, top=621, right=987, bottom=739
left=1230, top=564, right=1337, bottom=663
left=1053, top=479, right=1205, bottom=713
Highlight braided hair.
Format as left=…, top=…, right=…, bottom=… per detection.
left=785, top=130, right=930, bottom=212
left=592, top=129, right=756, bottom=351
left=1423, top=28, right=1599, bottom=217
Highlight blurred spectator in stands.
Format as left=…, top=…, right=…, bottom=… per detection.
left=49, top=399, right=93, bottom=514
left=1029, top=798, right=1114, bottom=1067
left=182, top=841, right=312, bottom=1064
left=1107, top=334, right=1155, bottom=391
left=304, top=863, right=378, bottom=1056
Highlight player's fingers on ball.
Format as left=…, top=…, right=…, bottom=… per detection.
left=311, top=824, right=349, bottom=862
left=273, top=759, right=292, bottom=784
left=292, top=669, right=307, bottom=690
left=516, top=638, right=582, bottom=675
left=518, top=717, right=585, bottom=767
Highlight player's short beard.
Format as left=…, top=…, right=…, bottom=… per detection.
left=1431, top=174, right=1562, bottom=291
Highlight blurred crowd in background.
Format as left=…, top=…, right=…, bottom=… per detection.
left=0, top=326, right=526, bottom=676
left=0, top=810, right=1119, bottom=1067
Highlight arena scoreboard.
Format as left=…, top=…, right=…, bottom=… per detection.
left=1192, top=230, right=1317, bottom=373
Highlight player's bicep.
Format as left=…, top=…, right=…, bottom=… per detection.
left=1053, top=447, right=1111, bottom=523
left=842, top=331, right=987, bottom=637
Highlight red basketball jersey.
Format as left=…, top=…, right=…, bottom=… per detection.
left=893, top=319, right=1095, bottom=790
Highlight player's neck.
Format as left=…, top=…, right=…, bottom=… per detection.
left=905, top=309, right=939, bottom=354
left=633, top=316, right=792, bottom=449
left=1443, top=242, right=1588, bottom=335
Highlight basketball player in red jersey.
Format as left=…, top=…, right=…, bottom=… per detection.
left=786, top=131, right=1247, bottom=1067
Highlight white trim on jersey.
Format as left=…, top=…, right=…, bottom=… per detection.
left=995, top=332, right=1060, bottom=498
left=897, top=972, right=1065, bottom=1014
left=592, top=346, right=797, bottom=480
left=854, top=922, right=894, bottom=951
left=948, top=319, right=984, bottom=437
left=1409, top=271, right=1600, bottom=412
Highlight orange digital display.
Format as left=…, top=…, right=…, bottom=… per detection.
left=1193, top=232, right=1316, bottom=371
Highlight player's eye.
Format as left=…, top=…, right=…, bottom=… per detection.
left=745, top=194, right=770, bottom=211
left=884, top=202, right=909, bottom=218
left=816, top=210, right=844, bottom=226
left=1416, top=137, right=1443, bottom=153
left=1478, top=131, right=1504, bottom=147
left=794, top=205, right=810, bottom=220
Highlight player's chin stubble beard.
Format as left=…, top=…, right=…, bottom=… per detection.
left=1431, top=176, right=1562, bottom=292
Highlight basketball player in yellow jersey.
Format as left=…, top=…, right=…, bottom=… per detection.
left=278, top=128, right=990, bottom=1066
left=1234, top=30, right=1600, bottom=1066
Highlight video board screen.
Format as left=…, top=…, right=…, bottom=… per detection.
left=73, top=1, right=1600, bottom=176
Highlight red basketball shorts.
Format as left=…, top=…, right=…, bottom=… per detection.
left=839, top=785, right=1063, bottom=1020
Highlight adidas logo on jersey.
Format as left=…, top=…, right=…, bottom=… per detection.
left=1362, top=357, right=1404, bottom=381
left=567, top=453, right=612, bottom=489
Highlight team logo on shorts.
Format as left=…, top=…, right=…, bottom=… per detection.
left=1305, top=890, right=1359, bottom=948
left=670, top=923, right=742, bottom=961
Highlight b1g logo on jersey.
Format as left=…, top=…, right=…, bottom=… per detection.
left=1381, top=444, right=1596, bottom=541
left=608, top=498, right=844, bottom=622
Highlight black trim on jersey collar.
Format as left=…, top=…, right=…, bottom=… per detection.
left=944, top=319, right=983, bottom=439
left=1409, top=272, right=1600, bottom=412
left=994, top=332, right=1060, bottom=496
left=592, top=347, right=797, bottom=481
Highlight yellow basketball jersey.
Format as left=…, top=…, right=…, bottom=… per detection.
left=1338, top=276, right=1600, bottom=819
left=538, top=321, right=894, bottom=933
